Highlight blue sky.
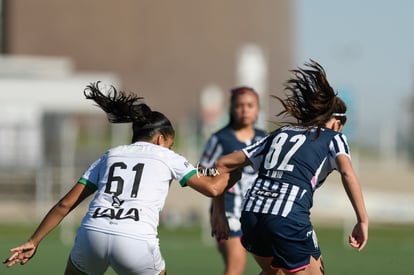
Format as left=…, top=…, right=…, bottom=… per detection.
left=295, top=0, right=414, bottom=149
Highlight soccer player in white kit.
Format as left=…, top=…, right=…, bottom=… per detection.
left=3, top=82, right=238, bottom=275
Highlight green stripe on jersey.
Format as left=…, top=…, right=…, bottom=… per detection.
left=78, top=177, right=98, bottom=191
left=179, top=169, right=197, bottom=187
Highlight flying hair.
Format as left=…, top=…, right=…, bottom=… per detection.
left=84, top=81, right=151, bottom=124
left=84, top=81, right=175, bottom=142
left=273, top=59, right=346, bottom=129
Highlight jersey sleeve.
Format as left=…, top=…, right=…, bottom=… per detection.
left=242, top=135, right=269, bottom=171
left=168, top=151, right=197, bottom=187
left=328, top=133, right=351, bottom=169
left=78, top=153, right=108, bottom=191
left=199, top=134, right=223, bottom=168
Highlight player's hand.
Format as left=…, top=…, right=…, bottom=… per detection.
left=3, top=241, right=37, bottom=268
left=211, top=214, right=229, bottom=241
left=211, top=201, right=229, bottom=241
left=228, top=169, right=242, bottom=187
left=349, top=222, right=368, bottom=251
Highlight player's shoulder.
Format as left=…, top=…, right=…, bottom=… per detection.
left=209, top=126, right=235, bottom=142
left=254, top=127, right=268, bottom=137
left=320, top=128, right=347, bottom=139
left=107, top=142, right=173, bottom=156
left=275, top=125, right=306, bottom=135
left=214, top=125, right=233, bottom=136
left=310, top=129, right=349, bottom=150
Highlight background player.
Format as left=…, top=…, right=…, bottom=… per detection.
left=211, top=60, right=369, bottom=275
left=199, top=86, right=267, bottom=275
left=3, top=82, right=239, bottom=275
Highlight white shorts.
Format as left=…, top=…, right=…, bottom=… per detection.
left=69, top=227, right=165, bottom=275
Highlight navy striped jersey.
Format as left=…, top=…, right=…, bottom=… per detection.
left=242, top=125, right=350, bottom=222
left=200, top=126, right=267, bottom=218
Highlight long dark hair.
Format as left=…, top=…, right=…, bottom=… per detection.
left=274, top=60, right=347, bottom=133
left=84, top=81, right=175, bottom=142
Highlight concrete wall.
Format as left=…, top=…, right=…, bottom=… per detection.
left=3, top=0, right=295, bottom=126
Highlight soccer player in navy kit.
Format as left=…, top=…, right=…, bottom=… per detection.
left=3, top=82, right=239, bottom=275
left=211, top=60, right=369, bottom=275
left=199, top=87, right=267, bottom=275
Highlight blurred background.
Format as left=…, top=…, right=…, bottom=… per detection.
left=0, top=0, right=413, bottom=250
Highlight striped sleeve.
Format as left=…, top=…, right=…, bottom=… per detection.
left=199, top=135, right=223, bottom=167
left=242, top=135, right=269, bottom=171
left=330, top=133, right=351, bottom=158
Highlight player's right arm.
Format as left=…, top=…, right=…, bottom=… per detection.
left=3, top=182, right=94, bottom=268
left=185, top=169, right=241, bottom=197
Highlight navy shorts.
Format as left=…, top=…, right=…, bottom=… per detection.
left=240, top=211, right=321, bottom=272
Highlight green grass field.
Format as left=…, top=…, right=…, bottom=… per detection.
left=1, top=223, right=413, bottom=274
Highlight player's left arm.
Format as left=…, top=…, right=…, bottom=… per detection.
left=336, top=154, right=369, bottom=251
left=3, top=182, right=94, bottom=268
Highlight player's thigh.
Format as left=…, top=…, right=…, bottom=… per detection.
left=69, top=228, right=109, bottom=274
left=110, top=235, right=165, bottom=275
left=218, top=236, right=246, bottom=259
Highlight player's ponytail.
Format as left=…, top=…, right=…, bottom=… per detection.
left=274, top=59, right=347, bottom=130
left=84, top=81, right=174, bottom=142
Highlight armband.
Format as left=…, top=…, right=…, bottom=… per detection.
left=196, top=162, right=220, bottom=177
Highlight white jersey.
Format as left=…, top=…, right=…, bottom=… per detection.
left=78, top=141, right=196, bottom=240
